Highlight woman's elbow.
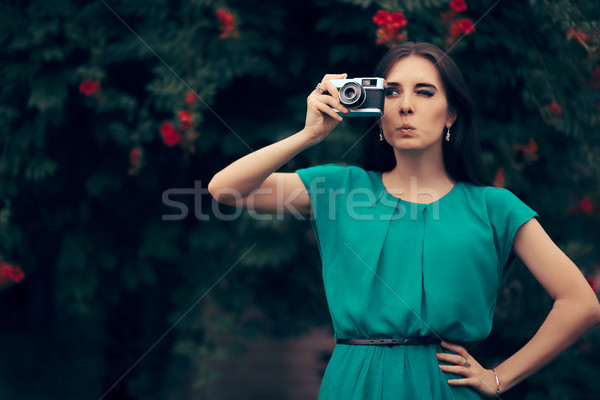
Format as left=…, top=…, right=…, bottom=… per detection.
left=207, top=175, right=238, bottom=205
left=207, top=174, right=225, bottom=202
left=207, top=175, right=218, bottom=198
left=577, top=291, right=600, bottom=328
left=557, top=288, right=600, bottom=329
left=589, top=296, right=600, bottom=325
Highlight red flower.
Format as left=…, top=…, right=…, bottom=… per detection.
left=178, top=110, right=193, bottom=130
left=79, top=79, right=100, bottom=96
left=441, top=9, right=458, bottom=23
left=512, top=138, right=539, bottom=161
left=159, top=121, right=181, bottom=147
left=376, top=26, right=403, bottom=45
left=216, top=9, right=236, bottom=39
left=567, top=196, right=595, bottom=215
left=375, top=28, right=389, bottom=45
left=128, top=146, right=142, bottom=175
left=449, top=19, right=475, bottom=37
left=548, top=101, right=563, bottom=116
left=373, top=10, right=391, bottom=26
left=526, top=138, right=538, bottom=153
left=458, top=18, right=475, bottom=34
left=493, top=167, right=505, bottom=188
left=579, top=196, right=593, bottom=213
left=390, top=12, right=407, bottom=29
left=129, top=147, right=141, bottom=166
left=587, top=276, right=597, bottom=291
left=184, top=90, right=196, bottom=105
left=450, top=20, right=462, bottom=36
left=450, top=0, right=467, bottom=12
left=0, top=262, right=25, bottom=284
left=566, top=29, right=592, bottom=42
left=591, top=65, right=600, bottom=90
left=216, top=9, right=234, bottom=25
left=523, top=138, right=539, bottom=161
left=373, top=10, right=406, bottom=46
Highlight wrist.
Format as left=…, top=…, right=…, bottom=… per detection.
left=493, top=365, right=517, bottom=394
left=295, top=128, right=323, bottom=147
left=491, top=369, right=501, bottom=397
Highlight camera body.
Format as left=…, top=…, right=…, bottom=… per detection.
left=328, top=77, right=385, bottom=117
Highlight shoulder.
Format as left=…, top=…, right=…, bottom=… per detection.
left=460, top=182, right=528, bottom=208
left=295, top=163, right=367, bottom=175
left=460, top=182, right=538, bottom=226
left=295, top=163, right=349, bottom=179
left=295, top=163, right=373, bottom=188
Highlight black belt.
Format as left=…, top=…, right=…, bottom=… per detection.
left=336, top=337, right=440, bottom=346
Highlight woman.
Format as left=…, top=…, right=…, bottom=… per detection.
left=208, top=42, right=600, bottom=399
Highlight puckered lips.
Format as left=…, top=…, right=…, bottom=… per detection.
left=396, top=123, right=416, bottom=136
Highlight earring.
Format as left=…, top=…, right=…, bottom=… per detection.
left=445, top=127, right=451, bottom=142
left=379, top=128, right=384, bottom=142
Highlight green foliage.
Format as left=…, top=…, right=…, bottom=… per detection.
left=1, top=0, right=599, bottom=399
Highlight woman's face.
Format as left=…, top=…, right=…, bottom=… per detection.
left=380, top=55, right=456, bottom=154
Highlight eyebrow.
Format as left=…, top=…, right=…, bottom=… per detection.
left=385, top=82, right=438, bottom=91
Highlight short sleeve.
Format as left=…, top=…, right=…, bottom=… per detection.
left=295, top=163, right=349, bottom=257
left=295, top=163, right=348, bottom=219
left=485, top=187, right=538, bottom=283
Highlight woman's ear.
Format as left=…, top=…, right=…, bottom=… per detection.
left=446, top=110, right=457, bottom=128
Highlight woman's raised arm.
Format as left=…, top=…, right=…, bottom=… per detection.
left=208, top=74, right=349, bottom=215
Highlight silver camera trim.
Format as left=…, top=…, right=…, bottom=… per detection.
left=329, top=77, right=384, bottom=117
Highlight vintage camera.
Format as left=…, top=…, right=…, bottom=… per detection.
left=327, top=77, right=385, bottom=117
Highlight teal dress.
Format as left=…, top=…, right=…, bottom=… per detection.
left=295, top=164, right=538, bottom=400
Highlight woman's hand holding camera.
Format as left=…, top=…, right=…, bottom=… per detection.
left=302, top=73, right=350, bottom=144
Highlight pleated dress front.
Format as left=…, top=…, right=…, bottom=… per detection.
left=295, top=163, right=538, bottom=400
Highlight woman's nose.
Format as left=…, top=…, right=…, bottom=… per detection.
left=399, top=95, right=414, bottom=114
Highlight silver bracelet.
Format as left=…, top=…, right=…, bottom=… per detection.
left=492, top=369, right=500, bottom=397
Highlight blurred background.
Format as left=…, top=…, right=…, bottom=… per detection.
left=1, top=0, right=600, bottom=399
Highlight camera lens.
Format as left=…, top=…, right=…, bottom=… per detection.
left=339, top=82, right=366, bottom=109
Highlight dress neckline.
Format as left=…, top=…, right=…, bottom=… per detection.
left=378, top=172, right=461, bottom=206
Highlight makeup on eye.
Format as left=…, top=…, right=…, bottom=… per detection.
left=384, top=82, right=438, bottom=97
left=384, top=87, right=401, bottom=97
left=383, top=88, right=436, bottom=98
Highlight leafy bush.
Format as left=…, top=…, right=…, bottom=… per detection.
left=0, top=0, right=598, bottom=398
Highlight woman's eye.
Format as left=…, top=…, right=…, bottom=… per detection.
left=417, top=90, right=434, bottom=97
left=385, top=88, right=400, bottom=97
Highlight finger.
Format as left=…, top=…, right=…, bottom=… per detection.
left=447, top=377, right=478, bottom=386
left=321, top=79, right=340, bottom=99
left=323, top=84, right=351, bottom=114
left=315, top=93, right=349, bottom=114
left=314, top=99, right=343, bottom=121
left=438, top=364, right=471, bottom=376
left=441, top=341, right=468, bottom=356
left=319, top=73, right=347, bottom=98
left=436, top=352, right=468, bottom=366
left=323, top=73, right=348, bottom=80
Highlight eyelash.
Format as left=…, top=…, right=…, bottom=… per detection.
left=384, top=88, right=434, bottom=97
left=384, top=88, right=399, bottom=97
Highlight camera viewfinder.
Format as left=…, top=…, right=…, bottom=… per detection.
left=362, top=79, right=377, bottom=87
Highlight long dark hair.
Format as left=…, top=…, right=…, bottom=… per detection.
left=364, top=41, right=492, bottom=186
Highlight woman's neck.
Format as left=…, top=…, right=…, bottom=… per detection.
left=383, top=148, right=454, bottom=203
